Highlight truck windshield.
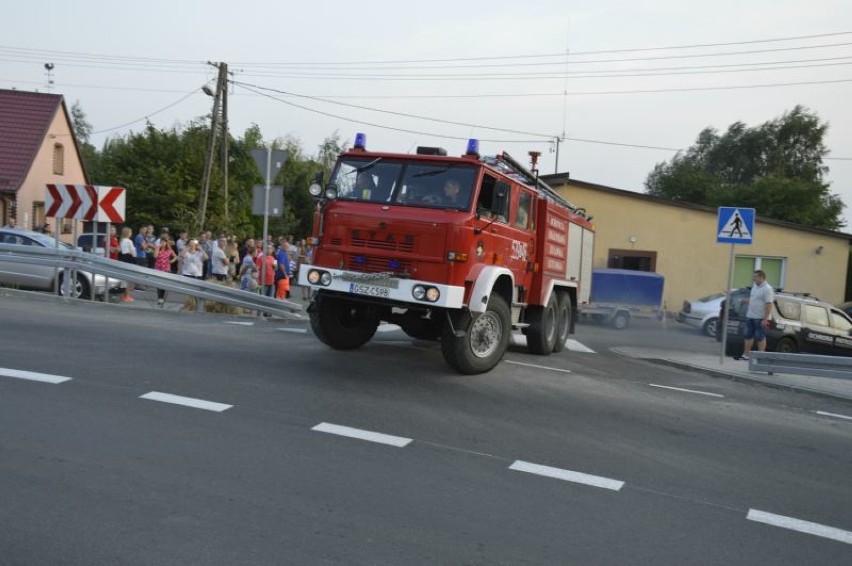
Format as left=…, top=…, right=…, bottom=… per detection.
left=331, top=158, right=476, bottom=211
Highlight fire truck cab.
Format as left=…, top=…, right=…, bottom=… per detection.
left=300, top=134, right=595, bottom=374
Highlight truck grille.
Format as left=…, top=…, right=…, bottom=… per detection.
left=351, top=231, right=415, bottom=253
left=347, top=254, right=411, bottom=274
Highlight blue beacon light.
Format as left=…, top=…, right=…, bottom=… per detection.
left=466, top=138, right=479, bottom=155
left=354, top=132, right=367, bottom=150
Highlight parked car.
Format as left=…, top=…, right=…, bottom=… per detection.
left=721, top=289, right=852, bottom=357
left=677, top=291, right=726, bottom=337
left=0, top=228, right=121, bottom=299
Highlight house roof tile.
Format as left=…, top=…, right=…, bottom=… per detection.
left=0, top=89, right=63, bottom=193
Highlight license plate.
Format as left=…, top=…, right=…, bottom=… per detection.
left=349, top=283, right=390, bottom=298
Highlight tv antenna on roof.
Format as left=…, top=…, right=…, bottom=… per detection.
left=44, top=63, right=55, bottom=92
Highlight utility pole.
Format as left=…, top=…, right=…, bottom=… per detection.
left=221, top=63, right=229, bottom=225
left=198, top=62, right=226, bottom=233
left=554, top=136, right=562, bottom=174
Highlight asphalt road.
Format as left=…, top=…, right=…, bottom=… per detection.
left=1, top=295, right=851, bottom=565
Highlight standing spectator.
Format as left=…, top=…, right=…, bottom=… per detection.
left=255, top=244, right=277, bottom=297
left=199, top=232, right=212, bottom=279
left=275, top=243, right=292, bottom=299
left=210, top=237, right=229, bottom=282
left=153, top=235, right=177, bottom=307
left=118, top=227, right=136, bottom=302
left=239, top=244, right=258, bottom=291
left=301, top=243, right=314, bottom=300
left=739, top=270, right=775, bottom=361
left=145, top=225, right=157, bottom=268
left=134, top=226, right=149, bottom=268
left=225, top=237, right=240, bottom=280
left=108, top=225, right=120, bottom=261
left=180, top=239, right=208, bottom=280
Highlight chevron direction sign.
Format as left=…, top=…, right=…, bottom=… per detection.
left=45, top=185, right=126, bottom=223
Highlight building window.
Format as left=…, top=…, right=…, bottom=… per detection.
left=53, top=143, right=65, bottom=175
left=733, top=255, right=786, bottom=289
left=32, top=202, right=45, bottom=232
left=608, top=249, right=657, bottom=272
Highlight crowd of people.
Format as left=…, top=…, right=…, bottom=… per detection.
left=110, top=224, right=313, bottom=306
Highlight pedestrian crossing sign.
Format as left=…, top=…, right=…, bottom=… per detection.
left=717, top=207, right=755, bottom=244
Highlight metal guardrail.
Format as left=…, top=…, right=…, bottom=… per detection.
left=749, top=351, right=852, bottom=379
left=0, top=243, right=302, bottom=318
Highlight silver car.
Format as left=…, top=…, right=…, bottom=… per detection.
left=0, top=228, right=121, bottom=299
left=677, top=292, right=725, bottom=337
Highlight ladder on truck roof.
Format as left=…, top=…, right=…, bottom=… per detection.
left=493, top=152, right=581, bottom=214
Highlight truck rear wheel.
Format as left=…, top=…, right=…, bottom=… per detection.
left=441, top=294, right=511, bottom=374
left=552, top=292, right=572, bottom=353
left=310, top=295, right=379, bottom=350
left=526, top=294, right=558, bottom=355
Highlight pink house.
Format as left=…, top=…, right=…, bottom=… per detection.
left=0, top=89, right=88, bottom=242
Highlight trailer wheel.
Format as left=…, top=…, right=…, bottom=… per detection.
left=552, top=292, right=572, bottom=353
left=441, top=294, right=511, bottom=374
left=310, top=295, right=379, bottom=350
left=526, top=294, right=558, bottom=355
left=612, top=311, right=630, bottom=330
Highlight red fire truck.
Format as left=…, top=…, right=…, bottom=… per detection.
left=299, top=134, right=595, bottom=374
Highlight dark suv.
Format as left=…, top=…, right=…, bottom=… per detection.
left=720, top=289, right=852, bottom=357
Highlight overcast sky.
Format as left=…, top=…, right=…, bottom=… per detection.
left=3, top=0, right=851, bottom=228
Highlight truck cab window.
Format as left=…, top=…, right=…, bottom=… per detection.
left=515, top=191, right=533, bottom=229
left=476, top=175, right=510, bottom=223
left=333, top=159, right=400, bottom=202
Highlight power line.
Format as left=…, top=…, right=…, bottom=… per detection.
left=229, top=31, right=852, bottom=66
left=92, top=88, right=201, bottom=134
left=233, top=81, right=554, bottom=138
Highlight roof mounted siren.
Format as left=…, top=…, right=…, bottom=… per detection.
left=353, top=132, right=367, bottom=151
left=528, top=151, right=542, bottom=174
left=465, top=138, right=480, bottom=159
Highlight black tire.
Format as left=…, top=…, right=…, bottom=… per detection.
left=702, top=317, right=719, bottom=338
left=400, top=314, right=442, bottom=341
left=59, top=273, right=91, bottom=299
left=526, top=294, right=558, bottom=355
left=775, top=337, right=798, bottom=354
left=552, top=292, right=572, bottom=353
left=441, top=294, right=511, bottom=374
left=310, top=295, right=379, bottom=350
left=612, top=312, right=630, bottom=330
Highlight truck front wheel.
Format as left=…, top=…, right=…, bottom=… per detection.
left=441, top=294, right=511, bottom=374
left=310, top=295, right=379, bottom=350
left=526, top=294, right=558, bottom=355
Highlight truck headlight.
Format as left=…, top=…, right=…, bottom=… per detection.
left=412, top=285, right=426, bottom=300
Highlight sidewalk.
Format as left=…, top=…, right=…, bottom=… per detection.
left=613, top=346, right=852, bottom=403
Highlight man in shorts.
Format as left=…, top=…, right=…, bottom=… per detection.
left=740, top=270, right=774, bottom=361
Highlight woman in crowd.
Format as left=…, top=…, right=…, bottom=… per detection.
left=154, top=234, right=177, bottom=307
left=239, top=244, right=258, bottom=291
left=225, top=237, right=240, bottom=281
left=117, top=226, right=136, bottom=302
left=180, top=239, right=207, bottom=280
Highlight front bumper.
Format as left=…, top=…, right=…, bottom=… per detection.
left=299, top=264, right=465, bottom=309
left=676, top=312, right=703, bottom=327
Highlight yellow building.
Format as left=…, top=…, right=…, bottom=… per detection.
left=542, top=175, right=852, bottom=312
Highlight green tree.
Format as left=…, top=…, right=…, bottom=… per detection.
left=69, top=101, right=98, bottom=174
left=645, top=106, right=845, bottom=230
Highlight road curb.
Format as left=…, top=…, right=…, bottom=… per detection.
left=618, top=352, right=852, bottom=405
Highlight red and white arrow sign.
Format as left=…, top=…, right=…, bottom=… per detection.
left=44, top=184, right=127, bottom=222
left=96, top=186, right=126, bottom=223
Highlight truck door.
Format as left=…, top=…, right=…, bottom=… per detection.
left=474, top=175, right=515, bottom=270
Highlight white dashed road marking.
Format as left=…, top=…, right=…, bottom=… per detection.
left=0, top=368, right=72, bottom=384
left=815, top=411, right=852, bottom=422
left=649, top=384, right=724, bottom=398
left=505, top=360, right=572, bottom=374
left=509, top=460, right=625, bottom=491
left=140, top=391, right=233, bottom=412
left=747, top=509, right=852, bottom=545
left=223, top=321, right=255, bottom=326
left=277, top=327, right=309, bottom=334
left=311, top=422, right=412, bottom=448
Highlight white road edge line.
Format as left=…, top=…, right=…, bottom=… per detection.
left=815, top=411, right=852, bottom=422
left=311, top=422, right=412, bottom=448
left=747, top=509, right=852, bottom=545
left=223, top=321, right=254, bottom=326
left=509, top=460, right=624, bottom=491
left=649, top=384, right=724, bottom=398
left=140, top=391, right=233, bottom=413
left=0, top=368, right=72, bottom=384
left=505, top=361, right=572, bottom=374
left=277, top=328, right=309, bottom=334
